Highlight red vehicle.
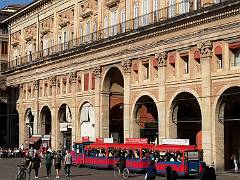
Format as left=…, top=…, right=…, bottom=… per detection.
left=152, top=145, right=203, bottom=176
left=84, top=143, right=117, bottom=169
left=113, top=143, right=154, bottom=173
left=71, top=141, right=94, bottom=166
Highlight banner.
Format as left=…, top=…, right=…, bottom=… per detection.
left=96, top=138, right=113, bottom=143
left=125, top=138, right=148, bottom=144
left=161, top=139, right=189, bottom=145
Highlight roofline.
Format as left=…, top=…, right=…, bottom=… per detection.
left=2, top=0, right=50, bottom=24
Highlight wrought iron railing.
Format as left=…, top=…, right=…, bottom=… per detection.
left=6, top=0, right=230, bottom=70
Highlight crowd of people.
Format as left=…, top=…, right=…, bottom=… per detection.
left=0, top=147, right=25, bottom=158
left=20, top=148, right=72, bottom=179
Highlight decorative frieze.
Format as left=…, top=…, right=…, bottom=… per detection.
left=155, top=51, right=167, bottom=67
left=93, top=66, right=102, bottom=78
left=198, top=41, right=213, bottom=58
left=121, top=59, right=132, bottom=73
left=33, top=80, right=39, bottom=91
left=69, top=72, right=77, bottom=84
left=49, top=76, right=57, bottom=86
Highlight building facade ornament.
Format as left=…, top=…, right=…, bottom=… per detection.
left=69, top=72, right=77, bottom=84
left=156, top=51, right=167, bottom=67
left=49, top=76, right=57, bottom=86
left=33, top=80, right=39, bottom=91
left=93, top=66, right=102, bottom=78
left=121, top=59, right=132, bottom=73
left=198, top=41, right=213, bottom=58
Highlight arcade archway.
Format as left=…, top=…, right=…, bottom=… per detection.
left=0, top=102, right=7, bottom=146
left=133, top=95, right=158, bottom=144
left=40, top=106, right=51, bottom=135
left=80, top=102, right=95, bottom=141
left=58, top=104, right=72, bottom=150
left=217, top=87, right=240, bottom=170
left=102, top=67, right=124, bottom=143
left=171, top=92, right=202, bottom=146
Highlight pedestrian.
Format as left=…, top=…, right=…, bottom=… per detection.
left=145, top=160, right=157, bottom=180
left=32, top=152, right=41, bottom=179
left=24, top=153, right=32, bottom=180
left=209, top=167, right=216, bottom=180
left=54, top=150, right=62, bottom=179
left=169, top=170, right=178, bottom=180
left=64, top=150, right=72, bottom=177
left=231, top=154, right=238, bottom=171
left=45, top=151, right=53, bottom=178
left=165, top=166, right=172, bottom=180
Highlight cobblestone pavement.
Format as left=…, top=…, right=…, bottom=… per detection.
left=0, top=158, right=240, bottom=180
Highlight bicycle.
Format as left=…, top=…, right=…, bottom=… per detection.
left=113, top=166, right=130, bottom=179
left=16, top=164, right=27, bottom=180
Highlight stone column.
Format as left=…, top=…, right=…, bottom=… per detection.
left=18, top=84, right=25, bottom=147
left=156, top=52, right=167, bottom=143
left=69, top=72, right=77, bottom=145
left=122, top=59, right=132, bottom=141
left=93, top=66, right=102, bottom=140
left=33, top=80, right=39, bottom=135
left=198, top=41, right=213, bottom=166
left=50, top=76, right=58, bottom=150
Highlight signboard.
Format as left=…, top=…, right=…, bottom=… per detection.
left=82, top=136, right=89, bottom=142
left=96, top=138, right=113, bottom=143
left=161, top=139, right=189, bottom=145
left=60, top=123, right=72, bottom=131
left=188, top=151, right=199, bottom=160
left=125, top=138, right=148, bottom=144
left=60, top=123, right=68, bottom=131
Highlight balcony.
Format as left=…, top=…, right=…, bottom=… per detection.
left=59, top=18, right=70, bottom=28
left=4, top=0, right=236, bottom=72
left=105, top=0, right=120, bottom=8
left=81, top=8, right=93, bottom=19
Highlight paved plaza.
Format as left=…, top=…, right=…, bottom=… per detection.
left=0, top=158, right=240, bottom=180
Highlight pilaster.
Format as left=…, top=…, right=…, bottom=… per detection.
left=93, top=66, right=102, bottom=139
left=156, top=52, right=167, bottom=143
left=69, top=72, right=77, bottom=145
left=122, top=59, right=132, bottom=141
left=33, top=80, right=39, bottom=135
left=18, top=84, right=25, bottom=147
left=198, top=41, right=213, bottom=166
left=50, top=76, right=58, bottom=150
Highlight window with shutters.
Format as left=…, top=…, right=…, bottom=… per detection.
left=168, top=0, right=176, bottom=18
left=1, top=41, right=8, bottom=55
left=111, top=11, right=117, bottom=36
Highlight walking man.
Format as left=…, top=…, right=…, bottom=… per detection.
left=64, top=150, right=72, bottom=177
left=54, top=150, right=62, bottom=179
left=45, top=151, right=53, bottom=178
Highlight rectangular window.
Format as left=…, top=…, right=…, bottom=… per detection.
left=180, top=0, right=189, bottom=14
left=1, top=41, right=8, bottom=55
left=79, top=25, right=83, bottom=44
left=134, top=4, right=139, bottom=29
left=92, top=73, right=95, bottom=90
left=217, top=55, right=223, bottom=69
left=93, top=21, right=97, bottom=41
left=143, top=62, right=149, bottom=80
left=84, top=73, right=89, bottom=91
left=121, top=10, right=126, bottom=33
left=168, top=0, right=176, bottom=18
left=111, top=11, right=117, bottom=36
left=183, top=56, right=189, bottom=74
left=142, top=0, right=149, bottom=26
left=86, top=21, right=91, bottom=42
left=104, top=16, right=109, bottom=38
left=233, top=49, right=240, bottom=66
left=153, top=0, right=159, bottom=22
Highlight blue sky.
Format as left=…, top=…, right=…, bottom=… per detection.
left=0, top=0, right=32, bottom=8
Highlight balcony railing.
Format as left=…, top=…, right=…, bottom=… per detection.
left=6, top=0, right=230, bottom=71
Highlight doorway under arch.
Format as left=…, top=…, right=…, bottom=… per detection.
left=133, top=95, right=158, bottom=144
left=171, top=92, right=202, bottom=146
left=58, top=104, right=72, bottom=150
left=217, top=86, right=240, bottom=170
left=102, top=67, right=124, bottom=143
left=40, top=106, right=52, bottom=135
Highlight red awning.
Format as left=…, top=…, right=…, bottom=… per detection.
left=194, top=50, right=201, bottom=61
left=168, top=55, right=175, bottom=64
left=153, top=58, right=158, bottom=68
left=133, top=63, right=138, bottom=72
left=28, top=137, right=41, bottom=144
left=229, top=41, right=240, bottom=49
left=215, top=46, right=222, bottom=56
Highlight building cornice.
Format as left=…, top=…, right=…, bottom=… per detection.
left=2, top=0, right=51, bottom=24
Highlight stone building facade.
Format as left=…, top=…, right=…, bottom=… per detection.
left=4, top=0, right=240, bottom=170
